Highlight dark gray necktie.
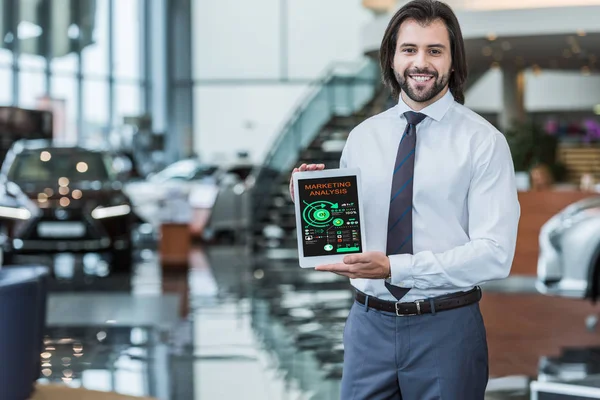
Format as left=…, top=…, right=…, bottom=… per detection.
left=385, top=111, right=427, bottom=300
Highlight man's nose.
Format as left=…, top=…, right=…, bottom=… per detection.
left=412, top=50, right=429, bottom=69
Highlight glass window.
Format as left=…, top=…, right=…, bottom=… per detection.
left=18, top=70, right=46, bottom=108
left=114, top=83, right=141, bottom=125
left=82, top=0, right=109, bottom=77
left=113, top=0, right=141, bottom=79
left=82, top=79, right=109, bottom=145
left=0, top=0, right=13, bottom=66
left=50, top=75, right=78, bottom=144
left=18, top=0, right=47, bottom=70
left=0, top=67, right=12, bottom=105
left=52, top=53, right=78, bottom=74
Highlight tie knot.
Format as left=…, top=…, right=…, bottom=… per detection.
left=403, top=111, right=427, bottom=126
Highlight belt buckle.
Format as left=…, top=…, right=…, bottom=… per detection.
left=395, top=300, right=423, bottom=316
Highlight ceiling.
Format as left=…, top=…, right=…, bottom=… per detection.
left=466, top=32, right=600, bottom=77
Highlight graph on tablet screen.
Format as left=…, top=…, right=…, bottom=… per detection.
left=297, top=175, right=362, bottom=257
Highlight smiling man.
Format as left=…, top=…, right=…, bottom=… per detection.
left=289, top=0, right=520, bottom=399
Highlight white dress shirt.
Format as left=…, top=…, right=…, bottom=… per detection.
left=339, top=89, right=520, bottom=302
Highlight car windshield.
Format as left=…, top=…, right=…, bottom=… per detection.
left=8, top=149, right=112, bottom=183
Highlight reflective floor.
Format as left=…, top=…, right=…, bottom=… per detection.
left=19, top=243, right=600, bottom=399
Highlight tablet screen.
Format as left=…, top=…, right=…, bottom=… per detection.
left=297, top=175, right=363, bottom=257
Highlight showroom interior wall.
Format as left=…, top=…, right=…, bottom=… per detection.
left=192, top=0, right=372, bottom=164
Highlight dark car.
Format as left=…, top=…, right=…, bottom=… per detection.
left=0, top=140, right=138, bottom=270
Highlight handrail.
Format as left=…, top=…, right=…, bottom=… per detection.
left=251, top=58, right=379, bottom=222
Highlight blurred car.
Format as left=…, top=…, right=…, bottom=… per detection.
left=0, top=179, right=39, bottom=266
left=123, top=159, right=219, bottom=227
left=200, top=163, right=255, bottom=242
left=0, top=140, right=139, bottom=270
left=536, top=196, right=600, bottom=299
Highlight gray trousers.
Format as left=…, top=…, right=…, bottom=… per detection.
left=341, top=297, right=488, bottom=400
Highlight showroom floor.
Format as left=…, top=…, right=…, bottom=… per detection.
left=28, top=243, right=600, bottom=399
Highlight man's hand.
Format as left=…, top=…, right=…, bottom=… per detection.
left=289, top=163, right=325, bottom=203
left=315, top=251, right=391, bottom=279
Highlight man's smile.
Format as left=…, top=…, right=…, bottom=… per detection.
left=409, top=74, right=434, bottom=83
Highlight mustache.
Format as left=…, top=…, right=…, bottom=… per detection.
left=404, top=69, right=438, bottom=78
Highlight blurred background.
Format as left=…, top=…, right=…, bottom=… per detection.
left=2, top=0, right=600, bottom=399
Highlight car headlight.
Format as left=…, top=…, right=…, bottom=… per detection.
left=0, top=205, right=32, bottom=220
left=91, top=204, right=131, bottom=219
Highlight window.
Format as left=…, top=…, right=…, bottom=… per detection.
left=82, top=79, right=109, bottom=145
left=113, top=0, right=141, bottom=79
left=82, top=0, right=109, bottom=78
left=0, top=67, right=12, bottom=105
left=18, top=0, right=47, bottom=70
left=114, top=83, right=141, bottom=125
left=0, top=0, right=13, bottom=66
left=18, top=70, right=46, bottom=108
left=51, top=75, right=78, bottom=143
left=52, top=53, right=78, bottom=74
left=1, top=0, right=149, bottom=146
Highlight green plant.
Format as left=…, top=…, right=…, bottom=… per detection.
left=504, top=119, right=567, bottom=182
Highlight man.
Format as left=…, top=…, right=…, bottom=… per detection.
left=289, top=0, right=520, bottom=398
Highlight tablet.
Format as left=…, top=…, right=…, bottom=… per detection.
left=293, top=168, right=367, bottom=268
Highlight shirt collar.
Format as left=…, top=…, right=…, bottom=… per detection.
left=396, top=88, right=455, bottom=122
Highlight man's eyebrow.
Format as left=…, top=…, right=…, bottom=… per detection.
left=399, top=43, right=447, bottom=49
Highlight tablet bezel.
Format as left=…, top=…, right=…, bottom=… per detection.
left=293, top=168, right=367, bottom=268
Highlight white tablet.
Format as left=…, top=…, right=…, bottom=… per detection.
left=293, top=168, right=367, bottom=268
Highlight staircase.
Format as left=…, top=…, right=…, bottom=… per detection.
left=250, top=59, right=387, bottom=256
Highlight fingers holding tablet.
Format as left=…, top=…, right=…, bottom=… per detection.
left=289, top=163, right=326, bottom=202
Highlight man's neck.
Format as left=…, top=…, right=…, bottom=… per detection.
left=400, top=86, right=449, bottom=111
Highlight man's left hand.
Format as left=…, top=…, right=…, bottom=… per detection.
left=315, top=251, right=390, bottom=279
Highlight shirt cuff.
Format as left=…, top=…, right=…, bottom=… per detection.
left=387, top=254, right=414, bottom=288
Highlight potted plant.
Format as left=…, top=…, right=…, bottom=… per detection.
left=504, top=119, right=567, bottom=189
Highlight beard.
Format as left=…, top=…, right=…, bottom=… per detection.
left=394, top=67, right=451, bottom=103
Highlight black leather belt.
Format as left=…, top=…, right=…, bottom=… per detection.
left=355, top=286, right=482, bottom=316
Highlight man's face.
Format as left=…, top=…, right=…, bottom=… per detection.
left=392, top=18, right=453, bottom=105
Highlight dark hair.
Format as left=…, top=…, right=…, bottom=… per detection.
left=379, top=0, right=467, bottom=104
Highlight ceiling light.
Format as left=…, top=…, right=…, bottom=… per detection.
left=487, top=32, right=497, bottom=41
left=577, top=29, right=586, bottom=37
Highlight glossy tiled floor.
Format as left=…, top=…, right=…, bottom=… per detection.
left=23, top=244, right=600, bottom=399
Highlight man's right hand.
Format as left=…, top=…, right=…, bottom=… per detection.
left=289, top=163, right=325, bottom=203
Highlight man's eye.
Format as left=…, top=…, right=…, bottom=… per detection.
left=430, top=50, right=441, bottom=55
left=403, top=48, right=415, bottom=53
